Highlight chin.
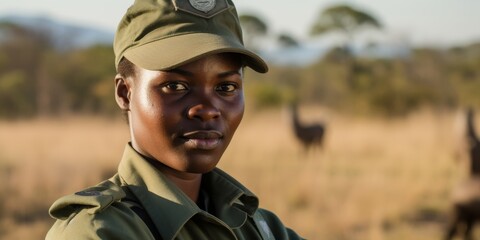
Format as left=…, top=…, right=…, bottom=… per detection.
left=183, top=149, right=223, bottom=173
left=182, top=155, right=221, bottom=173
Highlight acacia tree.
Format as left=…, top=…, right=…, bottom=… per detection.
left=277, top=33, right=299, bottom=49
left=239, top=14, right=268, bottom=53
left=310, top=4, right=382, bottom=90
left=310, top=4, right=382, bottom=54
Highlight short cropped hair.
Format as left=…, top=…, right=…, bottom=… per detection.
left=117, top=57, right=136, bottom=79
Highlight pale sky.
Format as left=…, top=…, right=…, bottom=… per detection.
left=0, top=0, right=479, bottom=48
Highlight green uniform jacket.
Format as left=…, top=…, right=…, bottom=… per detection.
left=46, top=144, right=304, bottom=240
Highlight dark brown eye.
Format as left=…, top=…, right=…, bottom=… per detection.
left=162, top=82, right=188, bottom=93
left=216, top=83, right=237, bottom=93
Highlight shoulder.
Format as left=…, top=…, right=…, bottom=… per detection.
left=49, top=180, right=125, bottom=219
left=255, top=208, right=305, bottom=240
left=46, top=180, right=153, bottom=240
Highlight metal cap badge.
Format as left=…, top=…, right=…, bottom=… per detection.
left=190, top=0, right=215, bottom=12
left=172, top=0, right=229, bottom=18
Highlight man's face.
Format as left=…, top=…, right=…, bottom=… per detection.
left=118, top=53, right=244, bottom=176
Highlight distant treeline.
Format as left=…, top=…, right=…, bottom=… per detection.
left=248, top=44, right=480, bottom=116
left=1, top=22, right=480, bottom=118
left=0, top=21, right=117, bottom=118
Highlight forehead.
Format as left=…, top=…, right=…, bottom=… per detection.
left=138, top=53, right=245, bottom=72
left=176, top=52, right=244, bottom=70
left=133, top=53, right=244, bottom=80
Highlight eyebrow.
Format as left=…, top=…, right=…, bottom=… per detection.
left=218, top=70, right=242, bottom=78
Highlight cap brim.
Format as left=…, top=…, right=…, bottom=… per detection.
left=123, top=32, right=268, bottom=73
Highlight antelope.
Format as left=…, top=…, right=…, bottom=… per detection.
left=289, top=103, right=326, bottom=152
left=445, top=107, right=480, bottom=240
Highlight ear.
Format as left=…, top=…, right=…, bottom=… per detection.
left=115, top=74, right=131, bottom=111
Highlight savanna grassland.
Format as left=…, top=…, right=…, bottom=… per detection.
left=0, top=107, right=476, bottom=239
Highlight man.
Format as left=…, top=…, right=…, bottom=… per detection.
left=46, top=0, right=303, bottom=239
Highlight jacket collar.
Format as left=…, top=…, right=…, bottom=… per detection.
left=117, top=144, right=259, bottom=240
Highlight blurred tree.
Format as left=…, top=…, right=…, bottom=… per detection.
left=446, top=43, right=480, bottom=108
left=58, top=45, right=116, bottom=114
left=0, top=71, right=32, bottom=118
left=239, top=13, right=268, bottom=52
left=310, top=4, right=382, bottom=53
left=0, top=22, right=56, bottom=117
left=277, top=33, right=299, bottom=49
left=309, top=4, right=382, bottom=93
left=0, top=21, right=118, bottom=117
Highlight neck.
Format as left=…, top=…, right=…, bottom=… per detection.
left=164, top=173, right=203, bottom=202
left=131, top=144, right=204, bottom=202
left=140, top=154, right=203, bottom=202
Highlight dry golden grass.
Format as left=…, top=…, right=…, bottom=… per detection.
left=0, top=108, right=477, bottom=239
left=222, top=107, right=472, bottom=240
left=0, top=116, right=129, bottom=239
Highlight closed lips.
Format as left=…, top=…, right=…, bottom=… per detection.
left=182, top=130, right=223, bottom=139
left=182, top=130, right=223, bottom=150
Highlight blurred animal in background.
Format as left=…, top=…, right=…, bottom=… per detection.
left=445, top=107, right=480, bottom=240
left=289, top=102, right=326, bottom=152
left=466, top=108, right=480, bottom=176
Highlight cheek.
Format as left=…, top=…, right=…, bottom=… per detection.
left=227, top=98, right=245, bottom=131
left=130, top=88, right=166, bottom=133
left=132, top=91, right=155, bottom=120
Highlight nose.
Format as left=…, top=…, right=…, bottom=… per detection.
left=187, top=97, right=221, bottom=121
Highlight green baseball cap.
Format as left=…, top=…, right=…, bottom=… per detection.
left=114, top=0, right=268, bottom=73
